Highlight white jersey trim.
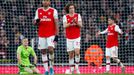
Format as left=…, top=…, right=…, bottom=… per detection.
left=34, top=7, right=58, bottom=20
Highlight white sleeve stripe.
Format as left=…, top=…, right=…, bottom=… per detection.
left=54, top=9, right=58, bottom=19
left=100, top=28, right=108, bottom=34
left=78, top=14, right=82, bottom=21
left=115, top=25, right=122, bottom=34
left=34, top=9, right=38, bottom=20
left=63, top=15, right=67, bottom=27
left=63, top=15, right=67, bottom=23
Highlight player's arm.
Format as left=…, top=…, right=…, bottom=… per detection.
left=99, top=28, right=108, bottom=34
left=31, top=47, right=37, bottom=65
left=75, top=14, right=82, bottom=27
left=53, top=9, right=59, bottom=42
left=96, top=28, right=108, bottom=37
left=17, top=47, right=22, bottom=65
left=33, top=9, right=40, bottom=25
left=54, top=9, right=59, bottom=35
left=115, top=25, right=123, bottom=34
left=63, top=15, right=71, bottom=28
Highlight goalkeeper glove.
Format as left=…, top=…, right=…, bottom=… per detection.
left=54, top=35, right=58, bottom=42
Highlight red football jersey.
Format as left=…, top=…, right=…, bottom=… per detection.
left=65, top=13, right=80, bottom=39
left=106, top=25, right=118, bottom=48
left=37, top=7, right=56, bottom=37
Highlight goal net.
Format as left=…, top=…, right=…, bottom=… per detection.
left=0, top=0, right=134, bottom=74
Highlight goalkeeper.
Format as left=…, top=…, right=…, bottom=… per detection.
left=17, top=38, right=40, bottom=74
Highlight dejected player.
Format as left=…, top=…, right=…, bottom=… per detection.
left=96, top=16, right=125, bottom=73
left=17, top=38, right=40, bottom=74
left=34, top=0, right=59, bottom=75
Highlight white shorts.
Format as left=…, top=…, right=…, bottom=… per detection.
left=106, top=46, right=118, bottom=57
left=66, top=37, right=80, bottom=52
left=38, top=36, right=55, bottom=49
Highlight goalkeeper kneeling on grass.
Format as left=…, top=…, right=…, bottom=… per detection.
left=17, top=38, right=40, bottom=74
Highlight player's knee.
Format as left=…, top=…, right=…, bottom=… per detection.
left=75, top=48, right=80, bottom=55
left=30, top=71, right=33, bottom=74
left=106, top=56, right=110, bottom=59
left=75, top=53, right=80, bottom=57
left=69, top=52, right=74, bottom=59
left=48, top=46, right=54, bottom=50
left=112, top=57, right=118, bottom=62
left=36, top=70, right=40, bottom=74
left=48, top=46, right=54, bottom=54
left=28, top=70, right=33, bottom=74
left=24, top=68, right=33, bottom=74
left=49, top=50, right=54, bottom=54
left=33, top=69, right=40, bottom=74
left=69, top=55, right=74, bottom=59
left=36, top=69, right=40, bottom=74
left=41, top=49, right=47, bottom=54
left=112, top=57, right=115, bottom=60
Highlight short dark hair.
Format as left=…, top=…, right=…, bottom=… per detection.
left=64, top=3, right=76, bottom=14
left=108, top=16, right=117, bottom=23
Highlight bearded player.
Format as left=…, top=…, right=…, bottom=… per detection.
left=63, top=3, right=82, bottom=74
left=97, top=16, right=125, bottom=73
left=34, top=0, right=59, bottom=75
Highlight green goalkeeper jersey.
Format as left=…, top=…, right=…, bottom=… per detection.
left=17, top=45, right=36, bottom=66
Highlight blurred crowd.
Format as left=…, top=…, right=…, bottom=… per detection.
left=0, top=0, right=134, bottom=63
